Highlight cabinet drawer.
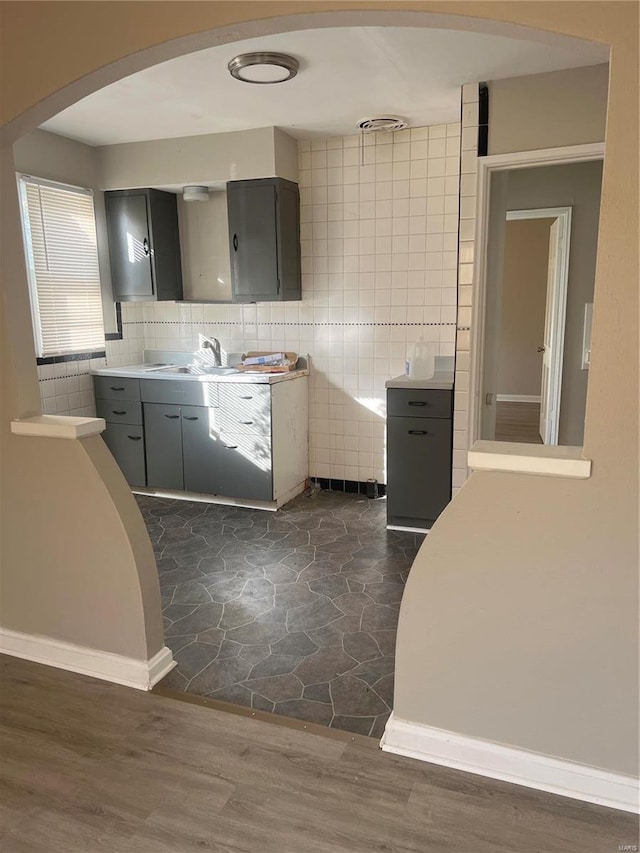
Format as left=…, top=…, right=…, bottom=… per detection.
left=216, top=433, right=273, bottom=502
left=219, top=385, right=270, bottom=424
left=96, top=398, right=142, bottom=425
left=386, top=388, right=452, bottom=419
left=94, top=376, right=141, bottom=402
left=140, top=379, right=219, bottom=407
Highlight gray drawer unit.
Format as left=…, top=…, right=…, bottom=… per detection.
left=386, top=388, right=452, bottom=419
left=217, top=384, right=271, bottom=435
left=96, top=398, right=143, bottom=426
left=387, top=388, right=453, bottom=530
left=94, top=375, right=141, bottom=402
left=140, top=378, right=220, bottom=407
left=102, top=423, right=146, bottom=487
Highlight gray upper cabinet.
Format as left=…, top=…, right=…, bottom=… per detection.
left=105, top=189, right=183, bottom=302
left=227, top=177, right=301, bottom=303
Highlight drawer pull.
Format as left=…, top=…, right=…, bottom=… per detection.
left=240, top=395, right=253, bottom=400
left=112, top=410, right=127, bottom=415
left=127, top=435, right=142, bottom=441
left=408, top=429, right=429, bottom=436
left=239, top=420, right=254, bottom=425
left=110, top=386, right=125, bottom=391
left=183, top=416, right=199, bottom=421
left=408, top=401, right=428, bottom=407
left=224, top=445, right=238, bottom=450
left=164, top=414, right=180, bottom=419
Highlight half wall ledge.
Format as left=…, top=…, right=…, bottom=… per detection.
left=11, top=415, right=105, bottom=439
left=468, top=440, right=592, bottom=478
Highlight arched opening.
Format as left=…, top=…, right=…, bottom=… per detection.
left=2, top=3, right=636, bottom=792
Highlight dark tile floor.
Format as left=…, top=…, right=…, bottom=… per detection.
left=138, top=490, right=425, bottom=738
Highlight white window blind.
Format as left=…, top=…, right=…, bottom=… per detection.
left=18, top=176, right=105, bottom=358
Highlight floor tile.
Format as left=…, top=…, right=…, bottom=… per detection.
left=143, top=490, right=424, bottom=737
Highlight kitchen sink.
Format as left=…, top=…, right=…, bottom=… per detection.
left=153, top=364, right=239, bottom=376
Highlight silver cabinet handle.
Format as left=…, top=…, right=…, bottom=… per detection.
left=224, top=445, right=238, bottom=450
left=127, top=435, right=142, bottom=441
left=408, top=430, right=429, bottom=436
left=110, top=386, right=125, bottom=391
left=183, top=416, right=199, bottom=421
left=112, top=410, right=127, bottom=415
left=164, top=414, right=179, bottom=419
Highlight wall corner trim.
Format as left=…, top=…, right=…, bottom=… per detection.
left=468, top=440, right=591, bottom=478
left=11, top=415, right=105, bottom=439
left=380, top=713, right=639, bottom=814
left=0, top=628, right=175, bottom=691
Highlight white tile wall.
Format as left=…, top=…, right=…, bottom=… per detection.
left=112, top=124, right=462, bottom=486
left=452, top=82, right=480, bottom=495
left=37, top=357, right=103, bottom=417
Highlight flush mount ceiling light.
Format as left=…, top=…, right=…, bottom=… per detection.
left=183, top=185, right=209, bottom=202
left=228, top=52, right=299, bottom=84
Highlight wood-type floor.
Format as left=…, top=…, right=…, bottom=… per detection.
left=495, top=401, right=543, bottom=444
left=1, top=655, right=637, bottom=852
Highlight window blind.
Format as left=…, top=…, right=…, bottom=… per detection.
left=19, top=176, right=105, bottom=358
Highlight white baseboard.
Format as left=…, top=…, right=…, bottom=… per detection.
left=496, top=394, right=541, bottom=403
left=380, top=713, right=639, bottom=814
left=0, top=627, right=175, bottom=691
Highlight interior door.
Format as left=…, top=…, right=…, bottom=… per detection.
left=539, top=218, right=560, bottom=444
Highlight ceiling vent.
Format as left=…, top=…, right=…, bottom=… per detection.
left=356, top=116, right=408, bottom=133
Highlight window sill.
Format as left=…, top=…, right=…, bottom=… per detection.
left=11, top=415, right=105, bottom=440
left=468, top=440, right=592, bottom=479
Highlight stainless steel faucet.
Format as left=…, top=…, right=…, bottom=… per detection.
left=200, top=336, right=222, bottom=367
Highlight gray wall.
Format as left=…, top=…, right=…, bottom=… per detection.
left=488, top=64, right=609, bottom=155
left=486, top=160, right=603, bottom=445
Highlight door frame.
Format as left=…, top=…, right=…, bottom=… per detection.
left=468, top=142, right=605, bottom=447
left=504, top=206, right=572, bottom=445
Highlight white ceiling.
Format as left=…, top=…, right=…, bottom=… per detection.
left=41, top=27, right=608, bottom=147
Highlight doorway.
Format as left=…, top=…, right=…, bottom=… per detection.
left=495, top=207, right=571, bottom=444
left=473, top=155, right=603, bottom=447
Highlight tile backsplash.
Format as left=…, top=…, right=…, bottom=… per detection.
left=39, top=123, right=461, bottom=486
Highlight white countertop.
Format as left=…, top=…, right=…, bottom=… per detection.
left=92, top=364, right=309, bottom=385
left=385, top=372, right=454, bottom=390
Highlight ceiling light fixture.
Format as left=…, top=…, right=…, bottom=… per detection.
left=228, top=52, right=299, bottom=84
left=183, top=185, right=209, bottom=202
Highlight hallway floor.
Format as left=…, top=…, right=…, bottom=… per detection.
left=139, top=490, right=424, bottom=738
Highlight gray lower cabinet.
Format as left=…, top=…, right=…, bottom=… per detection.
left=94, top=374, right=307, bottom=504
left=386, top=389, right=453, bottom=529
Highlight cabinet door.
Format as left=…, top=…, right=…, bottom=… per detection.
left=215, top=433, right=273, bottom=502
left=102, top=423, right=146, bottom=487
left=387, top=416, right=452, bottom=526
left=148, top=190, right=183, bottom=301
left=181, top=405, right=224, bottom=495
left=228, top=182, right=279, bottom=302
left=144, top=403, right=184, bottom=489
left=105, top=193, right=153, bottom=299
